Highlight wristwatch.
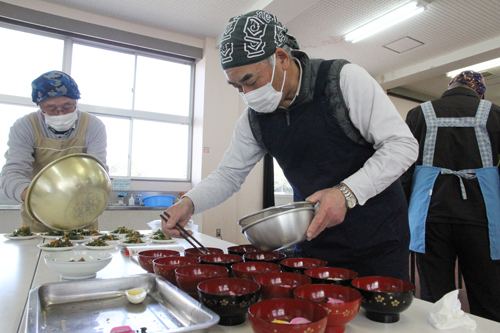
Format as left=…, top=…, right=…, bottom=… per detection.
left=334, top=183, right=357, bottom=209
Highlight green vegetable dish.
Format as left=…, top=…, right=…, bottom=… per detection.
left=99, top=234, right=119, bottom=241
left=63, top=231, right=84, bottom=240
left=151, top=230, right=172, bottom=241
left=122, top=237, right=145, bottom=244
left=111, top=226, right=131, bottom=234
left=43, top=238, right=74, bottom=247
left=86, top=238, right=108, bottom=246
left=43, top=229, right=65, bottom=236
left=76, top=229, right=101, bottom=236
left=10, top=226, right=34, bottom=237
left=125, top=230, right=145, bottom=238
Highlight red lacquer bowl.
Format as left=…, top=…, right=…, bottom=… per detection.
left=243, top=251, right=286, bottom=264
left=137, top=249, right=180, bottom=273
left=294, top=284, right=361, bottom=333
left=248, top=298, right=328, bottom=333
left=351, top=276, right=415, bottom=323
left=197, top=278, right=261, bottom=326
left=227, top=244, right=259, bottom=256
left=153, top=256, right=200, bottom=285
left=280, top=257, right=328, bottom=275
left=305, top=267, right=358, bottom=287
left=199, top=254, right=243, bottom=275
left=231, top=261, right=282, bottom=280
left=253, top=272, right=311, bottom=300
left=175, top=264, right=229, bottom=300
left=184, top=247, right=224, bottom=258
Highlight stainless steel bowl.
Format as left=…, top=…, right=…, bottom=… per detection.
left=239, top=202, right=316, bottom=251
left=25, top=153, right=111, bottom=230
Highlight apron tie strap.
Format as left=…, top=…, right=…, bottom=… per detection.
left=440, top=168, right=477, bottom=200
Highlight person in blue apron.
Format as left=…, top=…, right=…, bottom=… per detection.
left=401, top=71, right=500, bottom=321
left=162, top=10, right=418, bottom=281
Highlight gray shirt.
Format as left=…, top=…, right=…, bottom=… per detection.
left=1, top=109, right=107, bottom=202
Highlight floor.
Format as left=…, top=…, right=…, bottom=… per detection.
left=410, top=253, right=470, bottom=313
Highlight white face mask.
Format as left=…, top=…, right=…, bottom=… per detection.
left=239, top=55, right=286, bottom=113
left=44, top=111, right=78, bottom=132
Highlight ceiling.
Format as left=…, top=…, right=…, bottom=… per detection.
left=37, top=0, right=500, bottom=105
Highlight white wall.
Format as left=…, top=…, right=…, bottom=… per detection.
left=389, top=95, right=421, bottom=120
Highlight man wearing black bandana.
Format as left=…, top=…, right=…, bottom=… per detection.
left=162, top=10, right=418, bottom=281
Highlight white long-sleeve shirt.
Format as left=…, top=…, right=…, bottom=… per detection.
left=187, top=62, right=418, bottom=213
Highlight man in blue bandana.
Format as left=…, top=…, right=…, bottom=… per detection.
left=402, top=70, right=500, bottom=321
left=1, top=70, right=107, bottom=232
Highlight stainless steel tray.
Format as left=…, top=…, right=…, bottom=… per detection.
left=26, top=273, right=220, bottom=332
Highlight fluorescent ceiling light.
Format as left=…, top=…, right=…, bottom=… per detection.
left=446, top=57, right=500, bottom=77
left=345, top=1, right=426, bottom=43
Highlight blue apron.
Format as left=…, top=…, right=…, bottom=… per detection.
left=409, top=100, right=500, bottom=260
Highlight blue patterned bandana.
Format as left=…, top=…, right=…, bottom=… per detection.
left=449, top=70, right=486, bottom=96
left=31, top=70, right=81, bottom=105
left=219, top=10, right=299, bottom=70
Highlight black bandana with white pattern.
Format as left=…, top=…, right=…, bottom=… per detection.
left=219, top=10, right=299, bottom=70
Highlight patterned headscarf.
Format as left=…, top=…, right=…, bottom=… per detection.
left=219, top=10, right=299, bottom=70
left=449, top=70, right=486, bottom=96
left=31, top=70, right=81, bottom=105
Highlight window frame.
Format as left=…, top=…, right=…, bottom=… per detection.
left=0, top=21, right=196, bottom=185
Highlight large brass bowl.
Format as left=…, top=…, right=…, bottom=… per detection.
left=25, top=153, right=111, bottom=230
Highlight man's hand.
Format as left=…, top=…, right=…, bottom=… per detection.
left=21, top=187, right=29, bottom=202
left=305, top=187, right=348, bottom=241
left=161, top=197, right=195, bottom=238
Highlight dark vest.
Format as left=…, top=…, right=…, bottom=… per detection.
left=248, top=60, right=409, bottom=266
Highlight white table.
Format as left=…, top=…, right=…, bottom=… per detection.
left=1, top=232, right=499, bottom=333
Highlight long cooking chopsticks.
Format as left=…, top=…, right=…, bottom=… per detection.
left=159, top=212, right=211, bottom=255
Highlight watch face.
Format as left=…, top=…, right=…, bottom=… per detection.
left=347, top=197, right=356, bottom=209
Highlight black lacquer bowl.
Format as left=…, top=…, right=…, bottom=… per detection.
left=197, top=277, right=261, bottom=326
left=351, top=276, right=415, bottom=323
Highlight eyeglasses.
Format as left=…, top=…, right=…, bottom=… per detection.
left=40, top=103, right=76, bottom=116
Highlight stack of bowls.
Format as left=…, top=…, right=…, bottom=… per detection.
left=238, top=202, right=316, bottom=251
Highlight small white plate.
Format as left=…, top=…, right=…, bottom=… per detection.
left=150, top=238, right=176, bottom=244
left=39, top=234, right=66, bottom=240
left=67, top=238, right=87, bottom=243
left=82, top=241, right=118, bottom=250
left=38, top=244, right=79, bottom=251
left=4, top=234, right=38, bottom=240
left=108, top=232, right=127, bottom=238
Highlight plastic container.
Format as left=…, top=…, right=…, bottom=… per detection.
left=142, top=195, right=175, bottom=207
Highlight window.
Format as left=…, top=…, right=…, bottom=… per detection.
left=0, top=24, right=194, bottom=184
left=274, top=159, right=293, bottom=195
